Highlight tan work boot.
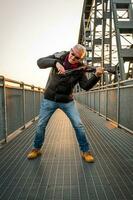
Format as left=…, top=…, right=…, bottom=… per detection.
left=27, top=149, right=42, bottom=159
left=81, top=151, right=95, bottom=163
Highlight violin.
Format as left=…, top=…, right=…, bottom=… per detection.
left=64, top=66, right=116, bottom=75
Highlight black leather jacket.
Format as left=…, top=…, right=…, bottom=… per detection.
left=37, top=51, right=100, bottom=103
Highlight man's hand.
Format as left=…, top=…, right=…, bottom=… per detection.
left=95, top=67, right=104, bottom=77
left=56, top=62, right=65, bottom=74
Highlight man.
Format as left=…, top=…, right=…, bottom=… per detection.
left=27, top=44, right=104, bottom=162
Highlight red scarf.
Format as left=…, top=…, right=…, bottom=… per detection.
left=63, top=55, right=78, bottom=70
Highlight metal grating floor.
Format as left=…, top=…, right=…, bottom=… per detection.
left=0, top=102, right=133, bottom=200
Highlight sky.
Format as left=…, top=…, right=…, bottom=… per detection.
left=0, top=0, right=84, bottom=87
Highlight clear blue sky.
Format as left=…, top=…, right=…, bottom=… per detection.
left=0, top=0, right=84, bottom=87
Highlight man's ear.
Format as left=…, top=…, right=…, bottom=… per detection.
left=83, top=59, right=87, bottom=64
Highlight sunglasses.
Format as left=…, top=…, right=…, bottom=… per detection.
left=70, top=49, right=81, bottom=60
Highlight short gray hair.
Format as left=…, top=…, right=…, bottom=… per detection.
left=72, top=44, right=87, bottom=59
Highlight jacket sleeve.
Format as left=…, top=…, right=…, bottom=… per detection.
left=79, top=73, right=100, bottom=91
left=37, top=51, right=68, bottom=69
left=37, top=54, right=57, bottom=69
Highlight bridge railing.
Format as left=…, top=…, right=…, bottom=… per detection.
left=74, top=79, right=133, bottom=134
left=0, top=76, right=44, bottom=144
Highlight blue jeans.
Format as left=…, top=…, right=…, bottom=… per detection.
left=33, top=98, right=90, bottom=152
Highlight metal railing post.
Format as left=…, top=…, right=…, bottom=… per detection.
left=98, top=81, right=101, bottom=115
left=32, top=85, right=35, bottom=121
left=117, top=68, right=120, bottom=127
left=105, top=86, right=108, bottom=119
left=20, top=82, right=25, bottom=129
left=3, top=77, right=8, bottom=142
